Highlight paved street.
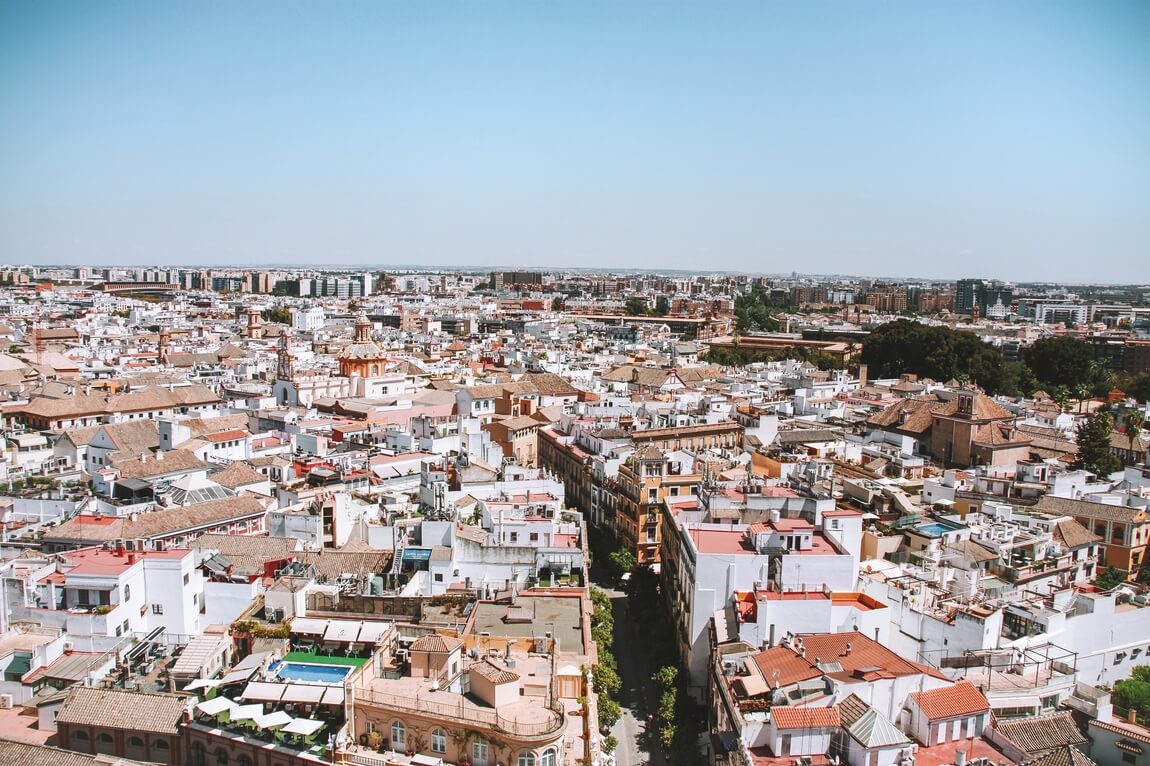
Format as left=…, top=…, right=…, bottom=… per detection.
left=602, top=586, right=664, bottom=766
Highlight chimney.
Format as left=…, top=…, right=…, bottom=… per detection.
left=845, top=642, right=853, bottom=656
left=1129, top=709, right=1139, bottom=724
left=156, top=450, right=164, bottom=462
left=955, top=748, right=967, bottom=766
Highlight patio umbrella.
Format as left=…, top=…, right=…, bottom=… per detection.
left=196, top=697, right=237, bottom=716
left=282, top=718, right=325, bottom=736
left=254, top=710, right=294, bottom=729
left=229, top=704, right=264, bottom=722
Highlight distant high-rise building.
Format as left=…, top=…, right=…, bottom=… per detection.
left=955, top=278, right=1012, bottom=316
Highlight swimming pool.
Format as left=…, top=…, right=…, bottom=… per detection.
left=272, top=661, right=353, bottom=684
left=917, top=523, right=951, bottom=536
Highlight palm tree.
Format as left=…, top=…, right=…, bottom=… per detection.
left=1129, top=410, right=1146, bottom=465
left=1073, top=383, right=1091, bottom=414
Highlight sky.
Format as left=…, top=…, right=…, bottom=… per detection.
left=1, top=0, right=1148, bottom=281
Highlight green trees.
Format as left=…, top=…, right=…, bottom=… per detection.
left=607, top=548, right=636, bottom=578
left=624, top=297, right=650, bottom=316
left=860, top=320, right=1016, bottom=394
left=589, top=588, right=622, bottom=730
left=1023, top=337, right=1099, bottom=391
left=1076, top=409, right=1122, bottom=477
left=1094, top=566, right=1127, bottom=590
left=1114, top=666, right=1150, bottom=722
left=734, top=288, right=781, bottom=334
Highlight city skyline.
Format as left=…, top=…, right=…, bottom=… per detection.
left=2, top=0, right=1149, bottom=280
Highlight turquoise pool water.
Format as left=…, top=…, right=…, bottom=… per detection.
left=917, top=523, right=951, bottom=536
left=272, top=661, right=353, bottom=684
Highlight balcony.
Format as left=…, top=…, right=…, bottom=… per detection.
left=356, top=687, right=565, bottom=741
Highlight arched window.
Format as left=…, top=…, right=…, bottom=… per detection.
left=190, top=742, right=206, bottom=766
left=237, top=756, right=253, bottom=766
left=153, top=739, right=172, bottom=765
left=215, top=747, right=229, bottom=766
left=128, top=736, right=144, bottom=748
left=390, top=720, right=406, bottom=750
left=97, top=732, right=115, bottom=753
left=518, top=752, right=536, bottom=766
left=72, top=729, right=90, bottom=752
left=124, top=583, right=131, bottom=601
left=431, top=728, right=447, bottom=754
left=472, top=735, right=489, bottom=766
left=541, top=749, right=557, bottom=766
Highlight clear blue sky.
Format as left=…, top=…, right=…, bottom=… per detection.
left=1, top=0, right=1148, bottom=280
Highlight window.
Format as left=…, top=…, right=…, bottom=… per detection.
left=190, top=742, right=206, bottom=766
left=184, top=573, right=190, bottom=585
left=473, top=736, right=489, bottom=766
left=541, top=749, right=557, bottom=766
left=128, top=736, right=144, bottom=748
left=97, top=732, right=115, bottom=753
left=390, top=720, right=406, bottom=750
left=1123, top=755, right=1137, bottom=765
left=123, top=584, right=131, bottom=601
left=530, top=532, right=539, bottom=542
left=434, top=573, right=443, bottom=582
left=237, top=757, right=253, bottom=766
left=215, top=747, right=229, bottom=766
left=152, top=604, right=164, bottom=615
left=510, top=532, right=518, bottom=542
left=519, top=753, right=537, bottom=766
left=431, top=728, right=447, bottom=754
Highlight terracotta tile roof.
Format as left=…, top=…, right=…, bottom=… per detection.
left=470, top=659, right=520, bottom=685
left=1053, top=519, right=1101, bottom=550
left=909, top=681, right=989, bottom=721
left=45, top=495, right=266, bottom=545
left=995, top=712, right=1087, bottom=755
left=411, top=634, right=464, bottom=653
left=0, top=740, right=147, bottom=766
left=55, top=686, right=185, bottom=734
left=1023, top=746, right=1096, bottom=766
left=1034, top=495, right=1146, bottom=524
left=111, top=448, right=207, bottom=479
left=210, top=460, right=267, bottom=489
left=771, top=706, right=840, bottom=729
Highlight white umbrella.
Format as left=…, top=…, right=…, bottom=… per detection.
left=282, top=717, right=325, bottom=736
left=229, top=704, right=264, bottom=722
left=185, top=679, right=222, bottom=692
left=254, top=710, right=294, bottom=729
left=196, top=697, right=237, bottom=716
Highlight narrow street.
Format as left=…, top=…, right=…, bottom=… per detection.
left=601, top=586, right=664, bottom=766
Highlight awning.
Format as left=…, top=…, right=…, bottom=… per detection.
left=290, top=618, right=328, bottom=635
left=356, top=621, right=391, bottom=645
left=281, top=684, right=325, bottom=704
left=320, top=687, right=344, bottom=705
left=240, top=682, right=286, bottom=703
left=403, top=548, right=432, bottom=562
left=283, top=718, right=325, bottom=736
left=323, top=620, right=362, bottom=643
left=220, top=666, right=259, bottom=686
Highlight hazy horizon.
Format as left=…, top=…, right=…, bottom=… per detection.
left=2, top=0, right=1148, bottom=281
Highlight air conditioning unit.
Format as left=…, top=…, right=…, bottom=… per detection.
left=0, top=694, right=13, bottom=710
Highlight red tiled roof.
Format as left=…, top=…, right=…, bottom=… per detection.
left=771, top=706, right=840, bottom=729
left=910, top=681, right=989, bottom=721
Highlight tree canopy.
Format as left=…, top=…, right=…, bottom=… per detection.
left=1023, top=337, right=1098, bottom=390
left=859, top=320, right=1019, bottom=395
left=1076, top=409, right=1122, bottom=477
left=734, top=288, right=782, bottom=334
